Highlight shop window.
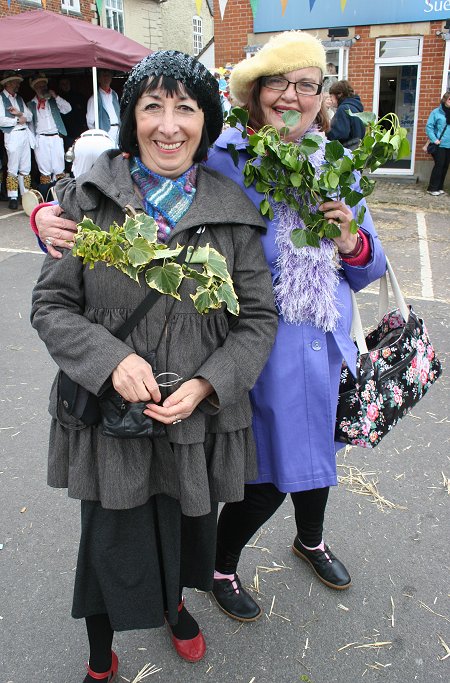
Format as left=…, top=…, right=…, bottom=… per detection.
left=193, top=16, right=203, bottom=56
left=106, top=0, right=124, bottom=35
left=61, top=0, right=80, bottom=12
left=323, top=49, right=339, bottom=91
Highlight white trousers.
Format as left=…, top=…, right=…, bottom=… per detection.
left=4, top=129, right=31, bottom=198
left=34, top=134, right=65, bottom=179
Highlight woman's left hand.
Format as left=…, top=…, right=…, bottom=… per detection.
left=143, top=378, right=214, bottom=424
left=319, top=199, right=358, bottom=254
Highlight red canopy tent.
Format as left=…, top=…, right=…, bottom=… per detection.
left=0, top=10, right=150, bottom=71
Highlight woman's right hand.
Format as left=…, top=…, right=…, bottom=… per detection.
left=35, top=205, right=77, bottom=259
left=112, top=354, right=162, bottom=404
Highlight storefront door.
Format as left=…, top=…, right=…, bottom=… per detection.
left=373, top=38, right=422, bottom=175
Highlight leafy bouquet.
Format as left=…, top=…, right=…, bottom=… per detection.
left=72, top=212, right=239, bottom=315
left=226, top=107, right=410, bottom=248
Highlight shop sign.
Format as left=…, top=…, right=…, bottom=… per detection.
left=254, top=0, right=450, bottom=33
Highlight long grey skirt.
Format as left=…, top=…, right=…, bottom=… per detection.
left=71, top=495, right=218, bottom=631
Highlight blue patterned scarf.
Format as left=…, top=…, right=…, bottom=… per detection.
left=130, top=157, right=198, bottom=243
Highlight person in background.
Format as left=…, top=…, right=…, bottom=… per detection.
left=205, top=31, right=386, bottom=622
left=425, top=91, right=450, bottom=196
left=30, top=50, right=277, bottom=680
left=86, top=69, right=120, bottom=146
left=0, top=71, right=33, bottom=210
left=70, top=128, right=115, bottom=178
left=327, top=80, right=366, bottom=148
left=28, top=73, right=71, bottom=193
left=58, top=77, right=87, bottom=152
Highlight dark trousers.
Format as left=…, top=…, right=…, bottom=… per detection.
left=215, top=483, right=329, bottom=574
left=428, top=146, right=450, bottom=191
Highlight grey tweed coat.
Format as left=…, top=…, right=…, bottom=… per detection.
left=31, top=151, right=278, bottom=516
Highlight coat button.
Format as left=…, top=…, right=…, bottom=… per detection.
left=311, top=340, right=322, bottom=351
left=63, top=400, right=69, bottom=408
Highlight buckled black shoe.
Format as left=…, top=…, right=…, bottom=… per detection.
left=292, top=536, right=351, bottom=590
left=8, top=198, right=18, bottom=210
left=211, top=575, right=262, bottom=622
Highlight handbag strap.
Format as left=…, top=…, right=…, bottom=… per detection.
left=350, top=257, right=409, bottom=355
left=114, top=227, right=202, bottom=343
left=437, top=122, right=448, bottom=142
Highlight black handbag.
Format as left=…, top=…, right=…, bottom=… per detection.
left=427, top=123, right=447, bottom=156
left=335, top=259, right=442, bottom=448
left=58, top=233, right=198, bottom=436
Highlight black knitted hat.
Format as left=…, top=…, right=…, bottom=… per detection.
left=121, top=51, right=223, bottom=144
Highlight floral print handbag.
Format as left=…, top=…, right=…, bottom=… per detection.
left=336, top=259, right=442, bottom=448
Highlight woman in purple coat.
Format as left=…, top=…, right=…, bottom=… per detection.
left=32, top=33, right=387, bottom=623
left=206, top=31, right=387, bottom=621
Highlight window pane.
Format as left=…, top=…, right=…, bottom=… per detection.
left=379, top=39, right=420, bottom=59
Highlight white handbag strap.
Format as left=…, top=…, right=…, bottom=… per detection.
left=350, top=257, right=409, bottom=354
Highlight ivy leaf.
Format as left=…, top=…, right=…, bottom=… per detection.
left=281, top=110, right=301, bottom=128
left=78, top=216, right=102, bottom=232
left=145, top=262, right=183, bottom=298
left=227, top=143, right=240, bottom=168
left=290, top=172, right=302, bottom=187
left=260, top=198, right=271, bottom=216
left=349, top=218, right=359, bottom=234
left=116, top=262, right=141, bottom=283
left=290, top=229, right=309, bottom=248
left=324, top=140, right=345, bottom=164
left=356, top=205, right=366, bottom=224
left=398, top=137, right=410, bottom=160
left=136, top=214, right=158, bottom=242
left=183, top=266, right=212, bottom=288
left=186, top=244, right=210, bottom=264
left=323, top=222, right=342, bottom=239
left=123, top=215, right=140, bottom=242
left=305, top=230, right=321, bottom=247
left=228, top=106, right=249, bottom=128
left=205, top=247, right=231, bottom=282
left=128, top=237, right=155, bottom=266
left=341, top=188, right=364, bottom=207
left=347, top=110, right=376, bottom=126
left=216, top=281, right=240, bottom=316
left=191, top=286, right=215, bottom=314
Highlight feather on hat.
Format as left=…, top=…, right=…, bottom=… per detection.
left=230, top=31, right=326, bottom=105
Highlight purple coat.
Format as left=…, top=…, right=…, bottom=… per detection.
left=207, top=127, right=387, bottom=492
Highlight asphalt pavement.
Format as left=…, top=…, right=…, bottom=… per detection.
left=0, top=182, right=449, bottom=683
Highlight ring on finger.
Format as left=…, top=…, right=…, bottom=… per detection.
left=45, top=237, right=54, bottom=246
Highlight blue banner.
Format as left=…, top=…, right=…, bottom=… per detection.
left=254, top=0, right=450, bottom=33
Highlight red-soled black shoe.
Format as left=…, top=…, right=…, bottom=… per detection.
left=292, top=536, right=351, bottom=590
left=168, top=601, right=206, bottom=663
left=85, top=650, right=118, bottom=681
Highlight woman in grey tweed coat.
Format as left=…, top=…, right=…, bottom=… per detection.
left=31, top=52, right=277, bottom=682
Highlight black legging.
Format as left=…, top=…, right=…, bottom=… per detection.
left=215, top=483, right=329, bottom=574
left=427, top=145, right=450, bottom=191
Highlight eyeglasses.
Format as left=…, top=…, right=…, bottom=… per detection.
left=261, top=76, right=323, bottom=96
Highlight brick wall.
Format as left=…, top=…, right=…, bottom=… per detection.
left=0, top=0, right=94, bottom=22
left=213, top=0, right=252, bottom=66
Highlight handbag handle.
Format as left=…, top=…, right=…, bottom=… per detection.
left=350, top=257, right=409, bottom=355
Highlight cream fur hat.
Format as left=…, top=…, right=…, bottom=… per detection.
left=230, top=31, right=326, bottom=105
left=1, top=71, right=23, bottom=86
left=29, top=72, right=48, bottom=90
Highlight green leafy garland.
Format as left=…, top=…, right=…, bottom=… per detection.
left=72, top=212, right=239, bottom=315
left=226, top=108, right=410, bottom=248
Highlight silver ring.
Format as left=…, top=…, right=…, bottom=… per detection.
left=172, top=418, right=182, bottom=425
left=45, top=237, right=54, bottom=246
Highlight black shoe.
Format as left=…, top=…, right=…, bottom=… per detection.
left=211, top=574, right=262, bottom=622
left=8, top=198, right=18, bottom=210
left=292, top=537, right=351, bottom=590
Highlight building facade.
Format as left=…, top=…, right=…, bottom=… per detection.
left=214, top=0, right=450, bottom=182
left=0, top=0, right=94, bottom=21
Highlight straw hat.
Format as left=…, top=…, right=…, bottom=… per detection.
left=1, top=71, right=23, bottom=86
left=29, top=72, right=48, bottom=90
left=230, top=31, right=326, bottom=105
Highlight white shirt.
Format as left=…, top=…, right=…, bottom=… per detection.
left=72, top=129, right=116, bottom=178
left=31, top=95, right=72, bottom=135
left=0, top=92, right=32, bottom=130
left=86, top=88, right=119, bottom=130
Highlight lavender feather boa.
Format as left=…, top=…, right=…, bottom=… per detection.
left=272, top=127, right=341, bottom=332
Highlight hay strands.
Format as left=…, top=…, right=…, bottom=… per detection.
left=129, top=663, right=162, bottom=682
left=438, top=635, right=450, bottom=661
left=338, top=464, right=407, bottom=510
left=267, top=595, right=290, bottom=622
left=252, top=564, right=286, bottom=594
left=418, top=600, right=450, bottom=623
left=338, top=641, right=392, bottom=652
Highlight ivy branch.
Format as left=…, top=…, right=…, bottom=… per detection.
left=226, top=107, right=410, bottom=248
left=72, top=212, right=239, bottom=315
